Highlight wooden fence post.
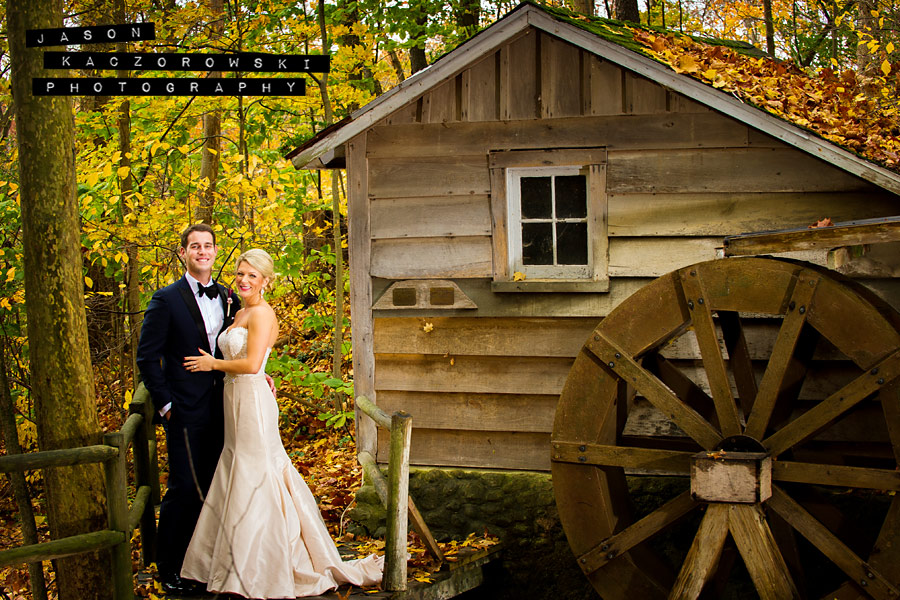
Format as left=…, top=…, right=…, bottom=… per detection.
left=384, top=411, right=412, bottom=591
left=129, top=401, right=157, bottom=566
left=134, top=384, right=160, bottom=505
left=103, top=432, right=134, bottom=600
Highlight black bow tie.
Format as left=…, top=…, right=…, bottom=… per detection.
left=197, top=282, right=218, bottom=300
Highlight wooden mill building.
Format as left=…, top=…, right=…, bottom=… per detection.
left=288, top=1, right=900, bottom=475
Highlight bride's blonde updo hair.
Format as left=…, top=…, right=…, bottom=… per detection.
left=236, top=248, right=276, bottom=283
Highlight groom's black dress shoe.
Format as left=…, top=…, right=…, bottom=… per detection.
left=159, top=573, right=204, bottom=596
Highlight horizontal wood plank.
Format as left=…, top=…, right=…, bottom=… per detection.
left=725, top=216, right=900, bottom=256
left=377, top=428, right=551, bottom=470
left=375, top=353, right=573, bottom=396
left=368, top=156, right=490, bottom=198
left=608, top=148, right=872, bottom=194
left=609, top=192, right=899, bottom=237
left=376, top=390, right=558, bottom=433
left=608, top=237, right=721, bottom=277
left=371, top=277, right=900, bottom=319
left=366, top=113, right=757, bottom=159
left=373, top=315, right=849, bottom=362
left=373, top=316, right=600, bottom=357
left=370, top=196, right=492, bottom=239
left=370, top=237, right=493, bottom=279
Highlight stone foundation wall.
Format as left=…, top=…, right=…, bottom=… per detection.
left=348, top=467, right=596, bottom=600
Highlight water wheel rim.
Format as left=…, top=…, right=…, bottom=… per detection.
left=552, top=257, right=900, bottom=600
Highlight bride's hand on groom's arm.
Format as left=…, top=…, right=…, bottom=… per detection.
left=184, top=349, right=216, bottom=372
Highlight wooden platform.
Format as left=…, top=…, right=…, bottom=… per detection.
left=139, top=544, right=503, bottom=600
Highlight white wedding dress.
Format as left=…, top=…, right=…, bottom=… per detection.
left=181, top=327, right=383, bottom=598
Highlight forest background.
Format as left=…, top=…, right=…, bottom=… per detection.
left=0, top=0, right=899, bottom=596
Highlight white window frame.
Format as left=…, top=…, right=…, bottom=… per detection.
left=507, top=166, right=592, bottom=280
left=489, top=149, right=609, bottom=293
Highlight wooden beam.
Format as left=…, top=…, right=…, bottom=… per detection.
left=669, top=503, right=730, bottom=599
left=576, top=491, right=697, bottom=576
left=348, top=133, right=377, bottom=456
left=551, top=440, right=693, bottom=472
left=585, top=332, right=723, bottom=450
left=0, top=444, right=118, bottom=473
left=0, top=531, right=125, bottom=567
left=724, top=216, right=900, bottom=256
left=728, top=504, right=798, bottom=599
left=772, top=460, right=900, bottom=491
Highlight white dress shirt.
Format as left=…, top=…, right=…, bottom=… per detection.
left=184, top=272, right=225, bottom=353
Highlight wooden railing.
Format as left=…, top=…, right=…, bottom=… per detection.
left=0, top=385, right=159, bottom=600
left=355, top=395, right=443, bottom=591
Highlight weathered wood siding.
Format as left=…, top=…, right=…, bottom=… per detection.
left=355, top=28, right=900, bottom=469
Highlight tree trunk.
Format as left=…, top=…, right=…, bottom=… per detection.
left=317, top=0, right=347, bottom=413
left=195, top=0, right=224, bottom=224
left=409, top=5, right=429, bottom=74
left=614, top=0, right=641, bottom=22
left=8, top=0, right=113, bottom=598
left=763, top=0, right=776, bottom=56
left=855, top=0, right=880, bottom=80
left=456, top=0, right=482, bottom=33
left=115, top=0, right=142, bottom=387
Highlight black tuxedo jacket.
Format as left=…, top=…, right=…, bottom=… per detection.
left=137, top=276, right=239, bottom=424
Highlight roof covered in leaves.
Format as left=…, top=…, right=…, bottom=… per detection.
left=288, top=1, right=900, bottom=193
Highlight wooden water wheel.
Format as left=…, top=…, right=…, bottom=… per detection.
left=551, top=257, right=900, bottom=599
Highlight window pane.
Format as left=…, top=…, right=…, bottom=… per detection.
left=555, top=175, right=587, bottom=218
left=556, top=222, right=588, bottom=265
left=522, top=222, right=553, bottom=265
left=520, top=177, right=552, bottom=219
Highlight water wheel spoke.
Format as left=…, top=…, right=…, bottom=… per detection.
left=728, top=504, right=799, bottom=600
left=763, top=349, right=900, bottom=457
left=680, top=272, right=742, bottom=437
left=719, top=311, right=758, bottom=418
left=766, top=510, right=808, bottom=599
left=767, top=486, right=900, bottom=600
left=772, top=460, right=900, bottom=491
left=669, top=504, right=730, bottom=600
left=551, top=441, right=692, bottom=473
left=577, top=492, right=698, bottom=576
left=745, top=275, right=820, bottom=440
left=649, top=354, right=717, bottom=425
left=868, top=496, right=900, bottom=585
left=586, top=332, right=723, bottom=450
left=881, top=380, right=900, bottom=464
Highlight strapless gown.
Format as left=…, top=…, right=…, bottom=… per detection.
left=181, top=327, right=383, bottom=598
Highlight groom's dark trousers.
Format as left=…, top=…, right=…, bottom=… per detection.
left=136, top=276, right=237, bottom=579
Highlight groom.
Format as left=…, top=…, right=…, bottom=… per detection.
left=137, top=223, right=237, bottom=595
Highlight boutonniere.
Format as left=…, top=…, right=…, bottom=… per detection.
left=226, top=289, right=233, bottom=317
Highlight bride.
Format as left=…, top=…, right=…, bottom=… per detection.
left=181, top=248, right=383, bottom=598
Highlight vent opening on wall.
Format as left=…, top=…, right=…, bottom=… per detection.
left=392, top=287, right=418, bottom=306
left=374, top=280, right=477, bottom=311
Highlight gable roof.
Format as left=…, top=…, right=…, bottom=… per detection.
left=288, top=2, right=900, bottom=196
